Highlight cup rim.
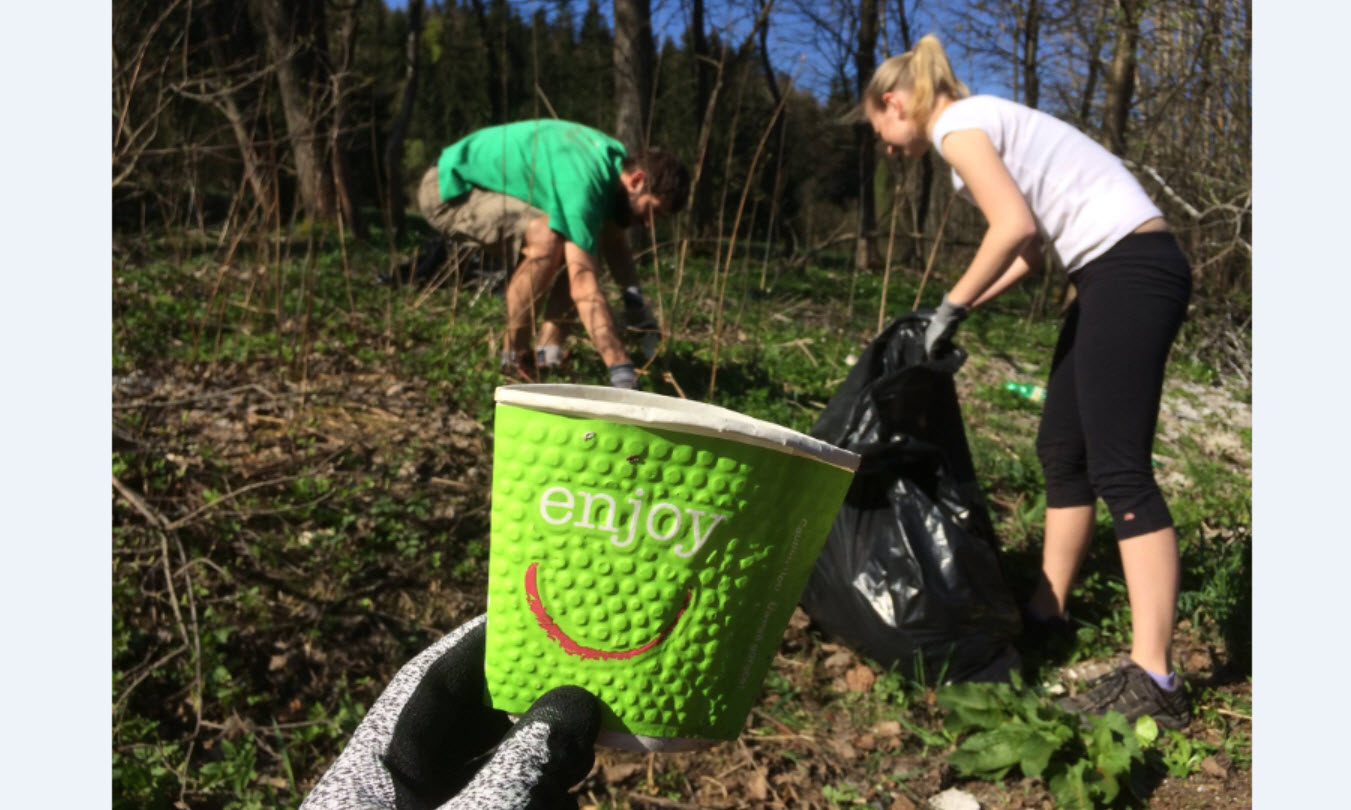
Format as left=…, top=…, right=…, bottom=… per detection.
left=495, top=384, right=860, bottom=472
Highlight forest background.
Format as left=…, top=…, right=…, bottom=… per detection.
left=110, top=0, right=1252, bottom=289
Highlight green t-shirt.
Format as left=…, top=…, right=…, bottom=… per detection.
left=436, top=120, right=627, bottom=255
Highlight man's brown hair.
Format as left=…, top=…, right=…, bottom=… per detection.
left=624, top=149, right=691, bottom=214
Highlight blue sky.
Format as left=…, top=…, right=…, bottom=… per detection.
left=380, top=0, right=1004, bottom=102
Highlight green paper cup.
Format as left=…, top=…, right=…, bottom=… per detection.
left=484, top=384, right=860, bottom=752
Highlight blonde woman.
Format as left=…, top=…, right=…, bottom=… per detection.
left=864, top=35, right=1193, bottom=728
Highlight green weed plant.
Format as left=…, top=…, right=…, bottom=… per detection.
left=938, top=675, right=1159, bottom=809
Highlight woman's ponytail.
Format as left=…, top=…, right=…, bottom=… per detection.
left=864, top=34, right=969, bottom=126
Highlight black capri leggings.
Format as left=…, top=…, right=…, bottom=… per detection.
left=1035, top=231, right=1192, bottom=540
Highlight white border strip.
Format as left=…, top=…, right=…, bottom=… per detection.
left=494, top=384, right=860, bottom=472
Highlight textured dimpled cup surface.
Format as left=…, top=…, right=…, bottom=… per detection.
left=485, top=384, right=860, bottom=752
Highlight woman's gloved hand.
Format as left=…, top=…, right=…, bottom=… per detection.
left=300, top=616, right=600, bottom=810
left=923, top=295, right=968, bottom=358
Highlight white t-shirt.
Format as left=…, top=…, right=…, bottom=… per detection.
left=930, top=95, right=1162, bottom=273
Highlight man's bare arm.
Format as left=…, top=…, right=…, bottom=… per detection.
left=564, top=241, right=629, bottom=368
left=599, top=222, right=640, bottom=290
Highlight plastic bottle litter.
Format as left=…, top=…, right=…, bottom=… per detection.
left=1003, top=381, right=1047, bottom=403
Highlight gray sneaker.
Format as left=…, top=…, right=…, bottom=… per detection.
left=1055, top=659, right=1191, bottom=729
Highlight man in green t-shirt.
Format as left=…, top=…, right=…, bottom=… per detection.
left=417, top=120, right=690, bottom=388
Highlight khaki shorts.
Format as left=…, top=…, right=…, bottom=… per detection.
left=417, top=166, right=546, bottom=262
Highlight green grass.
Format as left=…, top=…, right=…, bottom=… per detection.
left=113, top=228, right=1251, bottom=808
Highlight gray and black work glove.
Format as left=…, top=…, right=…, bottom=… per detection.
left=620, top=287, right=660, bottom=356
left=300, top=616, right=600, bottom=810
left=923, top=295, right=968, bottom=359
left=608, top=362, right=638, bottom=390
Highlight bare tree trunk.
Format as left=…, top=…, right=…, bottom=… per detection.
left=757, top=1, right=785, bottom=248
left=1021, top=0, right=1042, bottom=108
left=689, top=0, right=714, bottom=231
left=1075, top=0, right=1109, bottom=128
left=756, top=4, right=782, bottom=110
left=1193, top=0, right=1224, bottom=141
left=855, top=0, right=878, bottom=270
left=693, top=0, right=713, bottom=119
left=330, top=0, right=364, bottom=239
left=200, top=0, right=274, bottom=217
left=211, top=95, right=275, bottom=217
left=888, top=0, right=931, bottom=264
left=1187, top=0, right=1226, bottom=264
left=254, top=0, right=337, bottom=221
left=385, top=0, right=424, bottom=240
left=1102, top=0, right=1142, bottom=155
left=468, top=0, right=504, bottom=123
left=113, top=0, right=190, bottom=190
left=613, top=0, right=654, bottom=151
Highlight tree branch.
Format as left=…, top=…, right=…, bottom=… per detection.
left=1126, top=159, right=1251, bottom=256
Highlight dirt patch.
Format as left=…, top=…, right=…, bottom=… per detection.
left=114, top=358, right=1251, bottom=808
left=567, top=611, right=1252, bottom=809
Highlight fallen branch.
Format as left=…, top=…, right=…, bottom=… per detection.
left=625, top=793, right=735, bottom=810
left=163, top=472, right=309, bottom=531
left=113, top=383, right=282, bottom=410
left=912, top=193, right=958, bottom=311
left=1126, top=159, right=1251, bottom=257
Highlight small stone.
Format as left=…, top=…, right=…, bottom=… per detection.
left=747, top=770, right=769, bottom=801
left=1200, top=755, right=1229, bottom=779
left=846, top=664, right=877, bottom=692
left=890, top=795, right=918, bottom=810
left=824, top=650, right=856, bottom=672
left=1185, top=649, right=1213, bottom=673
left=1060, top=658, right=1116, bottom=684
left=827, top=736, right=858, bottom=760
left=928, top=787, right=981, bottom=810
left=600, top=760, right=645, bottom=784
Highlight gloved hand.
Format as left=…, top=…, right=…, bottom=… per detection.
left=621, top=287, right=661, bottom=356
left=500, top=349, right=538, bottom=383
left=300, top=616, right=600, bottom=810
left=923, top=295, right=968, bottom=358
left=608, top=362, right=638, bottom=390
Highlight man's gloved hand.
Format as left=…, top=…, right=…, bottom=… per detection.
left=608, top=362, right=638, bottom=390
left=300, top=616, right=600, bottom=810
left=621, top=287, right=661, bottom=356
left=923, top=295, right=968, bottom=358
left=500, top=349, right=538, bottom=383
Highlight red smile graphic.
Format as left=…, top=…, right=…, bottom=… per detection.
left=524, top=562, right=692, bottom=660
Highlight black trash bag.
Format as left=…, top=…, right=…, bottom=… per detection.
left=380, top=236, right=446, bottom=287
left=799, top=312, right=1023, bottom=684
